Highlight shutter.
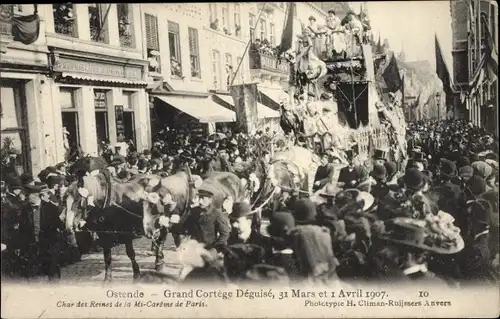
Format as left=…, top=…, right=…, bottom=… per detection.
left=188, top=27, right=198, bottom=56
left=168, top=21, right=179, bottom=33
left=145, top=14, right=158, bottom=50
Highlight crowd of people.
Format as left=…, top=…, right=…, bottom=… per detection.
left=1, top=118, right=498, bottom=286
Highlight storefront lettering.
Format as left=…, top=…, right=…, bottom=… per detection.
left=55, top=58, right=142, bottom=80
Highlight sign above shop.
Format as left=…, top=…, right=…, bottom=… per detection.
left=54, top=57, right=142, bottom=80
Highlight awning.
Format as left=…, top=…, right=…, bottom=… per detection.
left=215, top=94, right=280, bottom=119
left=61, top=72, right=148, bottom=86
left=154, top=95, right=236, bottom=123
left=258, top=87, right=288, bottom=105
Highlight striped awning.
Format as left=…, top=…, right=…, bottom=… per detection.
left=215, top=94, right=280, bottom=119
left=154, top=95, right=236, bottom=123
left=61, top=72, right=148, bottom=86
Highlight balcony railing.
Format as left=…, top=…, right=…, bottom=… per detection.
left=249, top=50, right=289, bottom=74
left=0, top=4, right=14, bottom=36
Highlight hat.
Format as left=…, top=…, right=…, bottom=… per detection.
left=357, top=191, right=376, bottom=212
left=404, top=168, right=425, bottom=191
left=459, top=166, right=474, bottom=179
left=110, top=155, right=126, bottom=166
left=467, top=175, right=487, bottom=196
left=384, top=161, right=397, bottom=179
left=267, top=212, right=296, bottom=237
left=319, top=183, right=340, bottom=197
left=371, top=163, right=387, bottom=181
left=377, top=216, right=465, bottom=254
left=230, top=202, right=253, bottom=220
left=308, top=15, right=316, bottom=21
left=24, top=182, right=48, bottom=194
left=292, top=198, right=317, bottom=224
left=412, top=151, right=426, bottom=162
left=471, top=161, right=493, bottom=179
left=440, top=159, right=457, bottom=178
left=20, top=172, right=34, bottom=185
left=373, top=149, right=388, bottom=161
left=46, top=174, right=65, bottom=186
left=344, top=149, right=354, bottom=160
left=459, top=156, right=471, bottom=167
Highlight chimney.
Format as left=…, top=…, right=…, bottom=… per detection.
left=229, top=82, right=259, bottom=134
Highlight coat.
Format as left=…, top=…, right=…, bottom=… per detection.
left=314, top=163, right=336, bottom=191
left=338, top=166, right=358, bottom=187
left=186, top=206, right=231, bottom=250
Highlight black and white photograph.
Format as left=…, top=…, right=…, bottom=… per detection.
left=1, top=1, right=498, bottom=318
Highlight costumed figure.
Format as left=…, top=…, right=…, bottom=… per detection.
left=325, top=10, right=346, bottom=59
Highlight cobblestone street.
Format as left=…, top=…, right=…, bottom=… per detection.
left=60, top=235, right=177, bottom=283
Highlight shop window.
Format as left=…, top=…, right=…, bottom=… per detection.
left=122, top=91, right=136, bottom=145
left=88, top=3, right=110, bottom=43
left=212, top=50, right=221, bottom=90
left=168, top=21, right=183, bottom=78
left=188, top=27, right=201, bottom=78
left=52, top=3, right=77, bottom=37
left=1, top=80, right=30, bottom=175
left=145, top=13, right=161, bottom=73
left=117, top=3, right=134, bottom=48
left=59, top=88, right=80, bottom=162
left=94, top=89, right=109, bottom=146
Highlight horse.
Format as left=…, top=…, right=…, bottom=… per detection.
left=140, top=166, right=201, bottom=270
left=62, top=169, right=159, bottom=281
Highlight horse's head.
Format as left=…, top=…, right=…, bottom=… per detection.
left=62, top=183, right=92, bottom=233
left=140, top=173, right=202, bottom=239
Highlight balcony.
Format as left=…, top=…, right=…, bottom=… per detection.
left=249, top=50, right=289, bottom=74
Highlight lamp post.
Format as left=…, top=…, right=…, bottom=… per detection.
left=435, top=92, right=441, bottom=120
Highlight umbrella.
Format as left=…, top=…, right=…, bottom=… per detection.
left=208, top=133, right=227, bottom=141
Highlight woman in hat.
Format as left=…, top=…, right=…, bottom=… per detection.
left=368, top=215, right=464, bottom=285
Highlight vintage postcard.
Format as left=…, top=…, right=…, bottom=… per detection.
left=1, top=1, right=499, bottom=318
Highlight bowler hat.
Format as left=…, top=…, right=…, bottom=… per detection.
left=20, top=172, right=34, bottom=185
left=25, top=182, right=48, bottom=194
left=404, top=168, right=425, bottom=191
left=292, top=198, right=317, bottom=224
left=440, top=159, right=457, bottom=178
left=267, top=211, right=296, bottom=237
left=230, top=202, right=253, bottom=220
left=371, top=164, right=387, bottom=181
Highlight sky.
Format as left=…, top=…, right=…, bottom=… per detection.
left=349, top=1, right=454, bottom=78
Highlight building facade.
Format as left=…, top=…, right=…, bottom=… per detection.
left=1, top=4, right=151, bottom=176
left=451, top=0, right=498, bottom=136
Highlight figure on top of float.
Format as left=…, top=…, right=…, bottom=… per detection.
left=325, top=10, right=347, bottom=59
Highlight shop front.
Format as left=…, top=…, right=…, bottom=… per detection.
left=48, top=47, right=150, bottom=159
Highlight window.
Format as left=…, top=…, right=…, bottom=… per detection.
left=234, top=4, right=241, bottom=37
left=225, top=53, right=233, bottom=88
left=221, top=4, right=229, bottom=31
left=209, top=3, right=218, bottom=24
left=249, top=13, right=255, bottom=41
left=117, top=4, right=134, bottom=48
left=168, top=21, right=182, bottom=77
left=212, top=50, right=221, bottom=90
left=122, top=91, right=136, bottom=145
left=94, top=89, right=109, bottom=145
left=188, top=28, right=201, bottom=78
left=59, top=87, right=80, bottom=162
left=52, top=3, right=77, bottom=37
left=270, top=23, right=276, bottom=46
left=145, top=14, right=160, bottom=73
left=88, top=3, right=109, bottom=43
left=259, top=19, right=266, bottom=41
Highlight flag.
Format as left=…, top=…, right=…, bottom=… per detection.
left=480, top=15, right=498, bottom=82
left=382, top=54, right=402, bottom=93
left=277, top=3, right=295, bottom=56
left=435, top=34, right=453, bottom=111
